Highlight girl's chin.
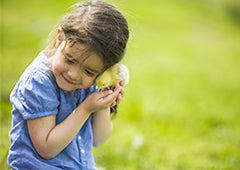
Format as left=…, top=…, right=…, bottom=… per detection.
left=56, top=80, right=76, bottom=91
left=58, top=82, right=86, bottom=91
left=59, top=85, right=75, bottom=92
left=55, top=77, right=91, bottom=91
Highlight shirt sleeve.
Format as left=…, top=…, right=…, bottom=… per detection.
left=90, top=83, right=98, bottom=94
left=86, top=83, right=98, bottom=97
left=79, top=83, right=98, bottom=105
left=11, top=71, right=60, bottom=120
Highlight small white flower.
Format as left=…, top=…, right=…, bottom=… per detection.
left=132, top=133, right=144, bottom=149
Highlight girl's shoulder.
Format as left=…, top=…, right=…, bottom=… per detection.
left=10, top=51, right=61, bottom=119
left=11, top=51, right=58, bottom=95
left=25, top=50, right=53, bottom=79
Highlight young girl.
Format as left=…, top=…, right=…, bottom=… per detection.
left=7, top=0, right=129, bottom=169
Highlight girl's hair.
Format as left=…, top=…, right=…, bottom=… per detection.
left=47, top=0, right=129, bottom=70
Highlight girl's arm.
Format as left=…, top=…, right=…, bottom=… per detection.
left=27, top=89, right=119, bottom=160
left=91, top=82, right=125, bottom=147
left=91, top=107, right=113, bottom=147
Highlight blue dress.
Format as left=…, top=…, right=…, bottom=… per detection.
left=8, top=50, right=98, bottom=170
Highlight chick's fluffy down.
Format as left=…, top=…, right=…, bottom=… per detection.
left=96, top=63, right=129, bottom=91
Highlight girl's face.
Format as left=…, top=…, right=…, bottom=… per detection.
left=48, top=41, right=104, bottom=91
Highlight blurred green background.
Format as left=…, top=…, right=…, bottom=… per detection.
left=1, top=0, right=240, bottom=169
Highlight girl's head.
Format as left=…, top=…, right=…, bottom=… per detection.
left=47, top=0, right=129, bottom=91
left=48, top=0, right=129, bottom=70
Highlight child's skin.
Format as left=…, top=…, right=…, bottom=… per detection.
left=27, top=28, right=124, bottom=159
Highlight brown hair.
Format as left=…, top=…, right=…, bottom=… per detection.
left=47, top=0, right=129, bottom=70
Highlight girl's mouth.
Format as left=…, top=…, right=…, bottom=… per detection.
left=62, top=75, right=75, bottom=84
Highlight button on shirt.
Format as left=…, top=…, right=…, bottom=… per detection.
left=8, top=51, right=98, bottom=170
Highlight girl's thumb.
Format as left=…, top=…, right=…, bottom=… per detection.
left=99, top=90, right=113, bottom=98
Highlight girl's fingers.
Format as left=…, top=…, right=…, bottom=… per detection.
left=99, top=88, right=120, bottom=104
left=101, top=87, right=110, bottom=92
left=119, top=80, right=124, bottom=86
left=111, top=101, right=116, bottom=107
left=116, top=93, right=122, bottom=105
left=97, top=90, right=113, bottom=102
left=99, top=89, right=113, bottom=97
left=120, top=87, right=125, bottom=98
left=115, top=84, right=124, bottom=98
left=114, top=82, right=120, bottom=89
left=97, top=82, right=125, bottom=107
left=112, top=82, right=124, bottom=105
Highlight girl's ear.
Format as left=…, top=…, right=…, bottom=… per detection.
left=55, top=27, right=63, bottom=48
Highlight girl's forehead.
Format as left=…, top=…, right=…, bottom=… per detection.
left=64, top=40, right=88, bottom=57
left=63, top=41, right=104, bottom=71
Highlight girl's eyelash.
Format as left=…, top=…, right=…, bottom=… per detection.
left=85, top=69, right=95, bottom=76
left=64, top=55, right=95, bottom=76
left=65, top=56, right=75, bottom=64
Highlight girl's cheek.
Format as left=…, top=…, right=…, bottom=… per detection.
left=55, top=61, right=66, bottom=74
left=52, top=64, right=60, bottom=75
left=83, top=77, right=95, bottom=88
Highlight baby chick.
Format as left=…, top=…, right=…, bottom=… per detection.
left=96, top=63, right=129, bottom=91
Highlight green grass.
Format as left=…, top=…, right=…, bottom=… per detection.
left=1, top=0, right=240, bottom=169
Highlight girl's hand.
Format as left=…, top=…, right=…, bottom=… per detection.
left=111, top=81, right=125, bottom=107
left=81, top=87, right=121, bottom=114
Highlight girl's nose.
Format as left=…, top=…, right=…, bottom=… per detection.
left=68, top=66, right=81, bottom=81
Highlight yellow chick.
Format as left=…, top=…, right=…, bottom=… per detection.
left=96, top=63, right=129, bottom=91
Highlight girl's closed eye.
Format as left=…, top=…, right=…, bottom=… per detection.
left=84, top=69, right=95, bottom=77
left=64, top=56, right=75, bottom=65
left=62, top=51, right=75, bottom=65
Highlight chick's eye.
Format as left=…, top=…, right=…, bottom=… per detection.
left=102, top=81, right=107, bottom=86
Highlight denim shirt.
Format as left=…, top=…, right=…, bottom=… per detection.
left=8, top=51, right=98, bottom=170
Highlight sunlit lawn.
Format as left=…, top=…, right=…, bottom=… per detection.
left=1, top=0, right=240, bottom=169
